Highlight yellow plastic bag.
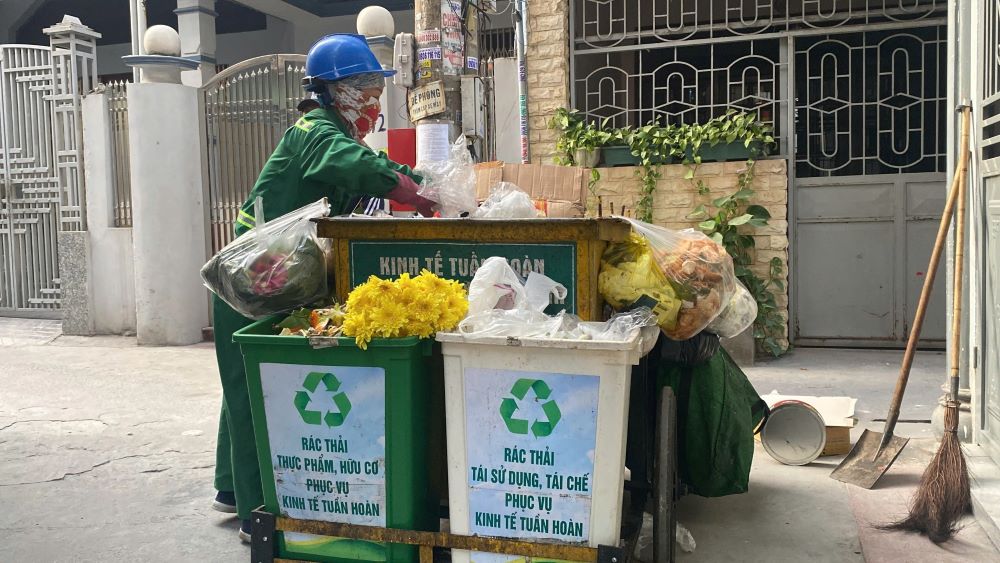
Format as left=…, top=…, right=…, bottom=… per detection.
left=599, top=234, right=682, bottom=330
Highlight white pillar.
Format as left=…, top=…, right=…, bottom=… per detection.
left=127, top=82, right=209, bottom=345
left=175, top=0, right=218, bottom=87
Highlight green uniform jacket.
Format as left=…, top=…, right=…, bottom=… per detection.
left=214, top=107, right=421, bottom=520
left=233, top=107, right=422, bottom=235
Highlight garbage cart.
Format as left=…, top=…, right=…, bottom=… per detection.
left=315, top=218, right=632, bottom=321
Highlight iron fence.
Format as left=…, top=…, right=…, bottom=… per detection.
left=106, top=80, right=132, bottom=228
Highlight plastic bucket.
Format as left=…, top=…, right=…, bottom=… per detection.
left=760, top=400, right=827, bottom=466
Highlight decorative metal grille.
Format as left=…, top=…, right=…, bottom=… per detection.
left=794, top=27, right=946, bottom=177
left=982, top=0, right=1000, bottom=167
left=202, top=55, right=305, bottom=254
left=574, top=39, right=781, bottom=131
left=574, top=0, right=943, bottom=49
left=106, top=81, right=132, bottom=228
left=0, top=45, right=59, bottom=312
left=570, top=0, right=947, bottom=178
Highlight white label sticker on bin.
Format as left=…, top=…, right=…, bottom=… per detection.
left=259, top=363, right=387, bottom=553
left=464, top=368, right=599, bottom=561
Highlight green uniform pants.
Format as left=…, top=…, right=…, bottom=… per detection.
left=212, top=295, right=264, bottom=520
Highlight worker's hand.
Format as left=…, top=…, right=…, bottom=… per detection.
left=388, top=172, right=438, bottom=217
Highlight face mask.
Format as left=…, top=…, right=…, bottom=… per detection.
left=355, top=99, right=381, bottom=138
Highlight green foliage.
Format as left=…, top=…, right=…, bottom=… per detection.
left=549, top=108, right=620, bottom=206
left=688, top=160, right=787, bottom=357
left=550, top=109, right=786, bottom=356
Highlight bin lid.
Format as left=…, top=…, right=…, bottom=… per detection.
left=435, top=331, right=641, bottom=351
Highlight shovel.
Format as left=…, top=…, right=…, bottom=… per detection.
left=831, top=105, right=971, bottom=489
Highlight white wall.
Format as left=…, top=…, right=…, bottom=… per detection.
left=0, top=0, right=37, bottom=43
left=291, top=10, right=415, bottom=53
left=81, top=92, right=137, bottom=335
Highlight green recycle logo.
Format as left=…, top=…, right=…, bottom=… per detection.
left=499, top=378, right=562, bottom=437
left=294, top=372, right=352, bottom=427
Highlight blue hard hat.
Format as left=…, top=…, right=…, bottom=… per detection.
left=304, top=34, right=395, bottom=84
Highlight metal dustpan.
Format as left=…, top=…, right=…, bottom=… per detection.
left=830, top=429, right=908, bottom=489
left=831, top=105, right=971, bottom=489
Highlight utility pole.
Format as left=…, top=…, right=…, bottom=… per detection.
left=410, top=0, right=479, bottom=162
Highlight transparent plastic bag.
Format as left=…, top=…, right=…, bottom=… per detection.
left=200, top=198, right=331, bottom=319
left=706, top=280, right=758, bottom=338
left=415, top=135, right=478, bottom=217
left=599, top=217, right=736, bottom=341
left=473, top=182, right=540, bottom=219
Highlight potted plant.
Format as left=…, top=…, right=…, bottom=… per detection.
left=549, top=108, right=615, bottom=167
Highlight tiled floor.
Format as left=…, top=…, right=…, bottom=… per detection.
left=0, top=317, right=62, bottom=346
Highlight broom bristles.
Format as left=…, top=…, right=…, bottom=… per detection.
left=880, top=402, right=971, bottom=543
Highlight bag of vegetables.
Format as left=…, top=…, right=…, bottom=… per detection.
left=599, top=218, right=737, bottom=340
left=201, top=198, right=331, bottom=319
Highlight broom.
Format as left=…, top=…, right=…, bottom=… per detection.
left=883, top=105, right=972, bottom=543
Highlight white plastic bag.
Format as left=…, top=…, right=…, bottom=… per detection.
left=201, top=198, right=331, bottom=319
left=633, top=513, right=696, bottom=561
left=706, top=280, right=758, bottom=338
left=466, top=256, right=529, bottom=315
left=415, top=135, right=478, bottom=217
left=473, top=182, right=540, bottom=219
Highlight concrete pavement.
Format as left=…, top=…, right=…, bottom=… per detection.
left=1, top=320, right=997, bottom=562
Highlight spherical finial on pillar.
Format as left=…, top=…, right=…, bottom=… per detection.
left=357, top=6, right=394, bottom=38
left=143, top=25, right=181, bottom=57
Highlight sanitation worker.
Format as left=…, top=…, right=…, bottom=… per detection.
left=209, top=34, right=436, bottom=542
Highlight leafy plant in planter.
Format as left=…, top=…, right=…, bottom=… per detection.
left=549, top=108, right=620, bottom=210
left=623, top=111, right=775, bottom=221
left=688, top=162, right=787, bottom=357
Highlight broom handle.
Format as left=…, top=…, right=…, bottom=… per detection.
left=881, top=107, right=971, bottom=443
left=949, top=107, right=971, bottom=402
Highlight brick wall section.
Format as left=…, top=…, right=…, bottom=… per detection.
left=524, top=0, right=571, bottom=164
left=594, top=159, right=790, bottom=347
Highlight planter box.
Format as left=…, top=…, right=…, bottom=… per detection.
left=599, top=141, right=762, bottom=168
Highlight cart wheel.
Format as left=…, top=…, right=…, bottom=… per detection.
left=653, top=386, right=677, bottom=563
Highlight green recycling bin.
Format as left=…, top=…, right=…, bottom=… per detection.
left=235, top=318, right=437, bottom=563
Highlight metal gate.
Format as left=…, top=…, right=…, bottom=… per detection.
left=202, top=54, right=306, bottom=255
left=976, top=0, right=1000, bottom=465
left=569, top=0, right=949, bottom=347
left=0, top=45, right=60, bottom=316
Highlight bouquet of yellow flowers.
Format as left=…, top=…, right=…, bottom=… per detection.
left=342, top=270, right=469, bottom=349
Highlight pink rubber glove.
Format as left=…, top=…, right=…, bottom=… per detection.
left=387, top=172, right=437, bottom=217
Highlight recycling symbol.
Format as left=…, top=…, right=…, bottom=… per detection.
left=294, top=372, right=352, bottom=427
left=499, top=378, right=562, bottom=437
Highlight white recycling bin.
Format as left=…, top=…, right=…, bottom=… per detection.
left=437, top=332, right=644, bottom=563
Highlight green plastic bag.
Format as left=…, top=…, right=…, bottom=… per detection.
left=658, top=349, right=768, bottom=497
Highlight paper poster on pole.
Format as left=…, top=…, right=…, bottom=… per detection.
left=408, top=81, right=447, bottom=121
left=442, top=0, right=463, bottom=28
left=442, top=27, right=465, bottom=75
left=416, top=122, right=452, bottom=164
left=463, top=368, right=599, bottom=562
left=259, top=363, right=386, bottom=554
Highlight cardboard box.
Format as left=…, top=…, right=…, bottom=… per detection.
left=760, top=392, right=858, bottom=457
left=474, top=161, right=588, bottom=218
